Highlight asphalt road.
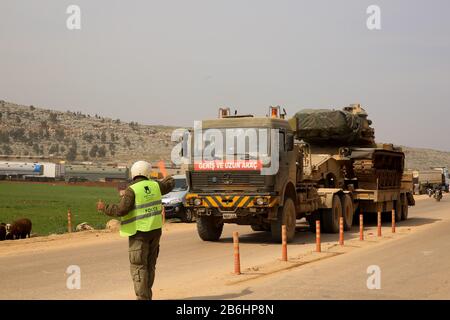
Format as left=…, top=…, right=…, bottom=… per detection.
left=0, top=195, right=448, bottom=299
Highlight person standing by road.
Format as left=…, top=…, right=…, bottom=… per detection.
left=97, top=160, right=174, bottom=300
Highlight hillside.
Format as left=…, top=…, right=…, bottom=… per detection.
left=402, top=146, right=450, bottom=171
left=1, top=100, right=450, bottom=170
left=0, top=100, right=176, bottom=164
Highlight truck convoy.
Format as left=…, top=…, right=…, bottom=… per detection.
left=0, top=161, right=128, bottom=182
left=184, top=104, right=415, bottom=242
left=413, top=169, right=449, bottom=194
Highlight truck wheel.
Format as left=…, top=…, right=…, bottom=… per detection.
left=251, top=224, right=270, bottom=232
left=401, top=196, right=409, bottom=221
left=341, top=194, right=354, bottom=231
left=181, top=209, right=194, bottom=223
left=196, top=216, right=223, bottom=241
left=322, top=195, right=342, bottom=233
left=271, top=198, right=296, bottom=243
left=394, top=200, right=402, bottom=222
left=251, top=224, right=263, bottom=231
left=307, top=212, right=321, bottom=233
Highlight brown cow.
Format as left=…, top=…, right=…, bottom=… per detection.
left=8, top=218, right=32, bottom=240
left=0, top=223, right=6, bottom=241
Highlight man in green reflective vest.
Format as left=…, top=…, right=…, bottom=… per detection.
left=97, top=160, right=174, bottom=300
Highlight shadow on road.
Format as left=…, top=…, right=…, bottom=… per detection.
left=182, top=288, right=253, bottom=300
left=396, top=217, right=441, bottom=227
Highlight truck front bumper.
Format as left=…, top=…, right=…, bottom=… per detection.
left=185, top=193, right=279, bottom=216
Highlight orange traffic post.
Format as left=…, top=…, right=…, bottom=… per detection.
left=233, top=231, right=241, bottom=275
left=377, top=210, right=382, bottom=237
left=281, top=225, right=288, bottom=261
left=359, top=214, right=364, bottom=241
left=67, top=208, right=72, bottom=233
left=391, top=209, right=396, bottom=233
left=339, top=217, right=344, bottom=246
left=316, top=220, right=321, bottom=253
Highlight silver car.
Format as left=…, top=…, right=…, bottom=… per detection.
left=161, top=175, right=194, bottom=222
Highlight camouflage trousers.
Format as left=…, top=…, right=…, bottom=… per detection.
left=128, top=229, right=162, bottom=300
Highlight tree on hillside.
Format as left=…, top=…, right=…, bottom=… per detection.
left=83, top=133, right=94, bottom=143
left=49, top=144, right=59, bottom=154
left=101, top=131, right=107, bottom=143
left=124, top=137, right=131, bottom=148
left=10, top=128, right=26, bottom=142
left=2, top=145, right=13, bottom=155
left=66, top=147, right=77, bottom=161
left=98, top=145, right=107, bottom=158
left=89, top=144, right=99, bottom=158
left=49, top=112, right=58, bottom=123
left=0, top=131, right=9, bottom=143
left=55, top=127, right=65, bottom=142
left=81, top=149, right=88, bottom=161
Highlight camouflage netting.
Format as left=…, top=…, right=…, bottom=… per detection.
left=294, top=107, right=375, bottom=145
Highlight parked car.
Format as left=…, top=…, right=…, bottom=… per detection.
left=162, top=175, right=194, bottom=222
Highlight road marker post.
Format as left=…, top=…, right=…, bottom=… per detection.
left=359, top=214, right=364, bottom=241
left=67, top=208, right=72, bottom=233
left=377, top=210, right=382, bottom=237
left=233, top=231, right=241, bottom=275
left=316, top=220, right=321, bottom=253
left=281, top=225, right=288, bottom=261
left=392, top=209, right=396, bottom=233
left=339, top=217, right=344, bottom=245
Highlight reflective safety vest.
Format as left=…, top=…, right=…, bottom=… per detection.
left=120, top=179, right=163, bottom=237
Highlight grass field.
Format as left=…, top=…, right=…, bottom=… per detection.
left=0, top=182, right=120, bottom=235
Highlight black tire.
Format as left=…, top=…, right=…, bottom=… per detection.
left=401, top=196, right=409, bottom=221
left=251, top=224, right=264, bottom=231
left=271, top=198, right=296, bottom=243
left=322, top=195, right=342, bottom=233
left=341, top=194, right=354, bottom=231
left=181, top=208, right=194, bottom=223
left=307, top=212, right=321, bottom=233
left=394, top=199, right=402, bottom=222
left=196, top=216, right=223, bottom=241
left=251, top=224, right=270, bottom=232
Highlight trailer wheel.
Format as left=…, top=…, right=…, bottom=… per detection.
left=394, top=199, right=402, bottom=222
left=322, top=195, right=342, bottom=233
left=401, top=195, right=409, bottom=221
left=196, top=216, right=223, bottom=241
left=341, top=194, right=354, bottom=231
left=251, top=224, right=270, bottom=232
left=271, top=198, right=296, bottom=243
left=307, top=212, right=321, bottom=233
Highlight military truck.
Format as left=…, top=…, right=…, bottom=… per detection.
left=184, top=105, right=415, bottom=242
left=414, top=169, right=446, bottom=194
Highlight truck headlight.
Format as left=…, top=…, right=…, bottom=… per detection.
left=256, top=197, right=265, bottom=205
left=194, top=198, right=202, bottom=206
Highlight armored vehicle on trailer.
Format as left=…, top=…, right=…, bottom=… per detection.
left=184, top=105, right=415, bottom=242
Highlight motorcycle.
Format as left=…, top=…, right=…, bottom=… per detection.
left=427, top=188, right=433, bottom=197
left=434, top=188, right=443, bottom=202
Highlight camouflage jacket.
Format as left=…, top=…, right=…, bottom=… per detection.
left=103, top=176, right=175, bottom=217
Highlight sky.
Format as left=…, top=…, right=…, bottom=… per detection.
left=0, top=0, right=449, bottom=150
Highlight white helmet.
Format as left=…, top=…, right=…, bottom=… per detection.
left=130, top=161, right=152, bottom=179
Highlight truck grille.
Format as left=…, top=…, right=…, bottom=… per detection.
left=190, top=171, right=266, bottom=189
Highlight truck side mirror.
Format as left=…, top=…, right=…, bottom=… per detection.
left=286, top=133, right=294, bottom=151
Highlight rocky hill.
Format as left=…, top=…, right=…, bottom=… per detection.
left=1, top=100, right=449, bottom=170
left=0, top=100, right=177, bottom=165
left=402, top=146, right=450, bottom=171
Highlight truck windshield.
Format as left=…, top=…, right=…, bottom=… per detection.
left=173, top=178, right=188, bottom=191
left=192, top=128, right=271, bottom=162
